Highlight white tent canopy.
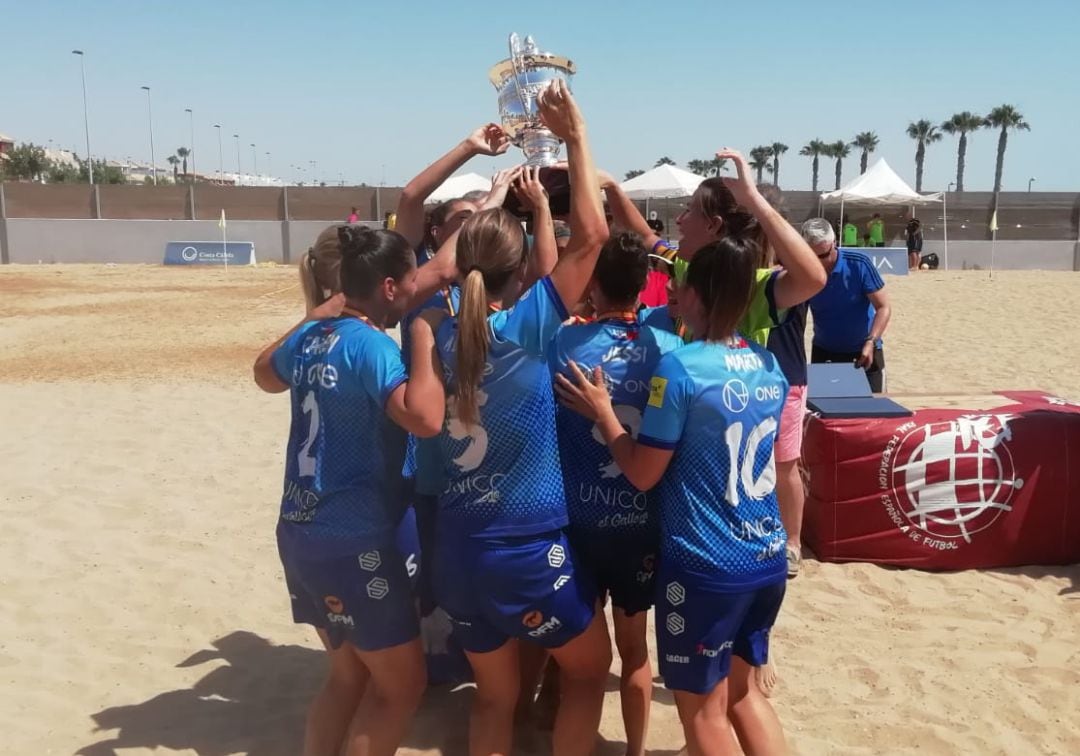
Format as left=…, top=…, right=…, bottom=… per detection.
left=426, top=172, right=491, bottom=204
left=821, top=158, right=941, bottom=205
left=619, top=164, right=705, bottom=199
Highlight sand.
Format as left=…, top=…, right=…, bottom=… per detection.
left=2, top=263, right=1079, bottom=755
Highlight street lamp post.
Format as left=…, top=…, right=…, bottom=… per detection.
left=251, top=143, right=258, bottom=182
left=140, top=86, right=157, bottom=185
left=1028, top=177, right=1036, bottom=193
left=233, top=134, right=242, bottom=184
left=265, top=152, right=272, bottom=182
left=213, top=124, right=223, bottom=185
left=185, top=108, right=195, bottom=180
left=72, top=50, right=94, bottom=184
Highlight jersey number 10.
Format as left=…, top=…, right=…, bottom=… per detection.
left=724, top=417, right=778, bottom=505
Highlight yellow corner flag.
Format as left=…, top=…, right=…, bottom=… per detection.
left=989, top=210, right=998, bottom=232
left=219, top=209, right=227, bottom=229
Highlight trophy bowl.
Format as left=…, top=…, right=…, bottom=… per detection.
left=488, top=33, right=576, bottom=168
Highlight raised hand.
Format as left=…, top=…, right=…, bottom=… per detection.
left=466, top=123, right=511, bottom=156
left=512, top=165, right=549, bottom=211
left=537, top=79, right=585, bottom=143
left=716, top=148, right=760, bottom=207
left=480, top=166, right=525, bottom=211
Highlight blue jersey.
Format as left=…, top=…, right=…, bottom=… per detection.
left=639, top=305, right=675, bottom=334
left=436, top=276, right=570, bottom=538
left=271, top=317, right=410, bottom=554
left=401, top=285, right=460, bottom=495
left=638, top=338, right=789, bottom=590
left=549, top=317, right=684, bottom=535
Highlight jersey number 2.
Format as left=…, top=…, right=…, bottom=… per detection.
left=724, top=417, right=778, bottom=504
left=298, top=392, right=320, bottom=478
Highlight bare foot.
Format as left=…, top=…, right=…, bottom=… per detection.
left=755, top=661, right=779, bottom=698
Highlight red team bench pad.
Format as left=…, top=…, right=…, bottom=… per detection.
left=803, top=391, right=1080, bottom=570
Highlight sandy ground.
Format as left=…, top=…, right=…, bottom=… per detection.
left=2, top=263, right=1079, bottom=755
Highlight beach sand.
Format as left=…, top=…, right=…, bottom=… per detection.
left=2, top=264, right=1079, bottom=755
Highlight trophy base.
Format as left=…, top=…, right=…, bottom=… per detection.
left=502, top=166, right=571, bottom=219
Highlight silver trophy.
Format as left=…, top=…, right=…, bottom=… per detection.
left=488, top=33, right=576, bottom=167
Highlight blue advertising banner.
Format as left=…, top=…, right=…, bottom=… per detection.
left=841, top=246, right=908, bottom=276
left=164, top=241, right=256, bottom=265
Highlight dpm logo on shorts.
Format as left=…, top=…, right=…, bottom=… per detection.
left=324, top=595, right=355, bottom=627
left=523, top=610, right=563, bottom=639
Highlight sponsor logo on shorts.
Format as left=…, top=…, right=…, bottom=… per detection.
left=366, top=577, right=390, bottom=600
left=665, top=581, right=685, bottom=606
left=666, top=612, right=685, bottom=636
left=636, top=554, right=656, bottom=585
left=553, top=574, right=571, bottom=591
left=324, top=595, right=355, bottom=626
left=522, top=610, right=544, bottom=629
left=665, top=653, right=690, bottom=664
left=547, top=544, right=566, bottom=568
left=358, top=551, right=382, bottom=571
left=696, top=642, right=732, bottom=658
left=528, top=615, right=563, bottom=639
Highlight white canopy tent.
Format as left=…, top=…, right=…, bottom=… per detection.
left=619, top=164, right=705, bottom=199
left=821, top=158, right=948, bottom=268
left=426, top=172, right=491, bottom=204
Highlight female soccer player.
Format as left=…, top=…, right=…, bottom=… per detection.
left=408, top=80, right=611, bottom=756
left=605, top=151, right=825, bottom=345
left=253, top=225, right=456, bottom=756
left=556, top=233, right=792, bottom=755
left=548, top=231, right=684, bottom=756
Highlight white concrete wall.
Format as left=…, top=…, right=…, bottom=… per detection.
left=923, top=240, right=1078, bottom=271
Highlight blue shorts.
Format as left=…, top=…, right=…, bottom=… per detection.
left=277, top=523, right=419, bottom=652
left=568, top=529, right=658, bottom=615
left=434, top=529, right=597, bottom=654
left=394, top=505, right=422, bottom=591
left=656, top=563, right=786, bottom=694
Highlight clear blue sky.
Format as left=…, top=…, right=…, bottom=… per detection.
left=2, top=0, right=1077, bottom=190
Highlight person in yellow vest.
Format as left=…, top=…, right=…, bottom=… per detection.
left=867, top=213, right=885, bottom=247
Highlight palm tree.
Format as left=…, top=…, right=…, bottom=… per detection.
left=176, top=147, right=191, bottom=180
left=985, top=105, right=1030, bottom=193
left=851, top=131, right=879, bottom=174
left=654, top=156, right=676, bottom=167
left=906, top=119, right=942, bottom=192
left=769, top=142, right=788, bottom=187
left=687, top=157, right=726, bottom=177
left=748, top=146, right=773, bottom=185
left=166, top=155, right=180, bottom=181
left=800, top=139, right=828, bottom=192
left=940, top=113, right=985, bottom=193
left=624, top=169, right=645, bottom=180
left=828, top=140, right=851, bottom=190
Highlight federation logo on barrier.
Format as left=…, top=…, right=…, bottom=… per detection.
left=722, top=379, right=750, bottom=414
left=366, top=577, right=390, bottom=600
left=358, top=551, right=382, bottom=571
left=665, top=612, right=685, bottom=636
left=665, top=581, right=685, bottom=606
left=547, top=544, right=566, bottom=568
left=879, top=414, right=1024, bottom=548
left=180, top=246, right=199, bottom=262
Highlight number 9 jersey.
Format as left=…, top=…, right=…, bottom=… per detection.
left=638, top=338, right=790, bottom=590
left=270, top=317, right=410, bottom=554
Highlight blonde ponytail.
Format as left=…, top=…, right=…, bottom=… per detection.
left=455, top=267, right=489, bottom=427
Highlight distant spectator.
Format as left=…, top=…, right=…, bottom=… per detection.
left=646, top=218, right=665, bottom=236
left=842, top=216, right=858, bottom=247
left=867, top=213, right=885, bottom=247
left=346, top=207, right=359, bottom=224
left=906, top=218, right=923, bottom=270
left=803, top=218, right=892, bottom=393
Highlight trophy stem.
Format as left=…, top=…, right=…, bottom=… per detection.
left=521, top=128, right=561, bottom=167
